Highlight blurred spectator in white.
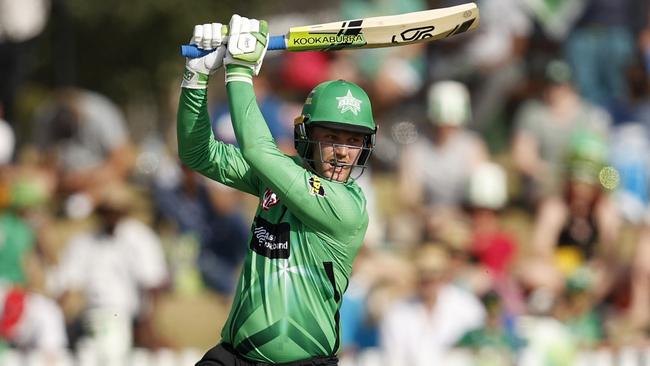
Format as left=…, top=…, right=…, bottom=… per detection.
left=517, top=288, right=577, bottom=366
left=0, top=283, right=67, bottom=357
left=47, top=183, right=169, bottom=365
left=33, top=88, right=136, bottom=218
left=398, top=80, right=488, bottom=242
left=0, top=0, right=50, bottom=124
left=379, top=244, right=485, bottom=366
left=511, top=59, right=611, bottom=206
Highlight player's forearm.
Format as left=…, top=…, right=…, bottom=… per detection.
left=176, top=88, right=218, bottom=171
left=226, top=81, right=292, bottom=179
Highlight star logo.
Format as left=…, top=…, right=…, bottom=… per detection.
left=336, top=90, right=362, bottom=115
left=277, top=260, right=301, bottom=277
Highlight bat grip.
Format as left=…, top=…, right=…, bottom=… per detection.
left=180, top=35, right=287, bottom=58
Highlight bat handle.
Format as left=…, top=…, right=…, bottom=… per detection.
left=180, top=35, right=287, bottom=58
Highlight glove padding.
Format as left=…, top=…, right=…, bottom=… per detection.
left=182, top=23, right=227, bottom=89
left=224, top=15, right=269, bottom=83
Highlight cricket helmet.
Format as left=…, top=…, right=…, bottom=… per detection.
left=566, top=130, right=608, bottom=184
left=294, top=80, right=377, bottom=180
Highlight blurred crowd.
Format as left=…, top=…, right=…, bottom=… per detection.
left=2, top=0, right=650, bottom=365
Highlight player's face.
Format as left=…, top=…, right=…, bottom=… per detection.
left=310, top=126, right=365, bottom=182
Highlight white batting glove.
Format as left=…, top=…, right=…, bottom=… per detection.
left=224, top=15, right=269, bottom=84
left=182, top=23, right=227, bottom=89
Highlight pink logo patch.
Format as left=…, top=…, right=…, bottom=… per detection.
left=262, top=188, right=279, bottom=210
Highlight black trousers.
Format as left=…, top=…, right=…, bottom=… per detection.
left=196, top=343, right=339, bottom=366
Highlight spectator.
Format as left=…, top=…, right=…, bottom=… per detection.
left=0, top=283, right=68, bottom=356
left=564, top=0, right=645, bottom=112
left=339, top=246, right=414, bottom=362
left=0, top=118, right=67, bottom=359
left=511, top=59, right=611, bottom=206
left=466, top=162, right=525, bottom=314
left=554, top=269, right=604, bottom=349
left=456, top=291, right=523, bottom=364
left=152, top=163, right=248, bottom=296
left=519, top=130, right=621, bottom=297
left=517, top=288, right=577, bottom=366
left=398, top=80, right=488, bottom=242
left=32, top=88, right=135, bottom=217
left=47, top=183, right=168, bottom=365
left=0, top=184, right=35, bottom=287
left=379, top=244, right=485, bottom=366
left=429, top=0, right=532, bottom=148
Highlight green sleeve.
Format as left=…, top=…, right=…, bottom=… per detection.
left=176, top=87, right=259, bottom=196
left=226, top=81, right=367, bottom=238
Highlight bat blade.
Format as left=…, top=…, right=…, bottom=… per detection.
left=180, top=3, right=479, bottom=58
left=284, top=2, right=479, bottom=51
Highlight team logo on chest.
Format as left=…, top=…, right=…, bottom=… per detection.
left=262, top=188, right=280, bottom=210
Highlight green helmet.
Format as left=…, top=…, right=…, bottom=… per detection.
left=294, top=80, right=377, bottom=179
left=566, top=130, right=608, bottom=184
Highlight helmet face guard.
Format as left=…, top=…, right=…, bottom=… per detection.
left=294, top=123, right=375, bottom=182
left=294, top=80, right=377, bottom=182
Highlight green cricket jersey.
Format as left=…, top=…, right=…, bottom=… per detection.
left=177, top=83, right=368, bottom=363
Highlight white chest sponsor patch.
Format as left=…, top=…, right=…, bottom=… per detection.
left=336, top=90, right=362, bottom=115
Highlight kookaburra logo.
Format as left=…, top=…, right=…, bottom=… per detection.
left=336, top=90, right=362, bottom=115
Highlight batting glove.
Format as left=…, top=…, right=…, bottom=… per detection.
left=181, top=23, right=227, bottom=89
left=224, top=14, right=269, bottom=84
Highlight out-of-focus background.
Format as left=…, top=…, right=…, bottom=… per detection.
left=1, top=0, right=650, bottom=365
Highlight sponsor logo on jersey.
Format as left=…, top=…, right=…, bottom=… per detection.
left=336, top=90, right=362, bottom=115
left=308, top=176, right=326, bottom=197
left=262, top=188, right=280, bottom=210
left=250, top=217, right=290, bottom=259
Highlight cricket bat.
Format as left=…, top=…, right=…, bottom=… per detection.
left=181, top=2, right=479, bottom=58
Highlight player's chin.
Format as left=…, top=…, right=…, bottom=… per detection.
left=326, top=166, right=351, bottom=182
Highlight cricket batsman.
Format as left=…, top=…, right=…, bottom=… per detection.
left=177, top=14, right=377, bottom=366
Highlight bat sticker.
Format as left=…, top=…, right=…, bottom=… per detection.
left=392, top=25, right=436, bottom=43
